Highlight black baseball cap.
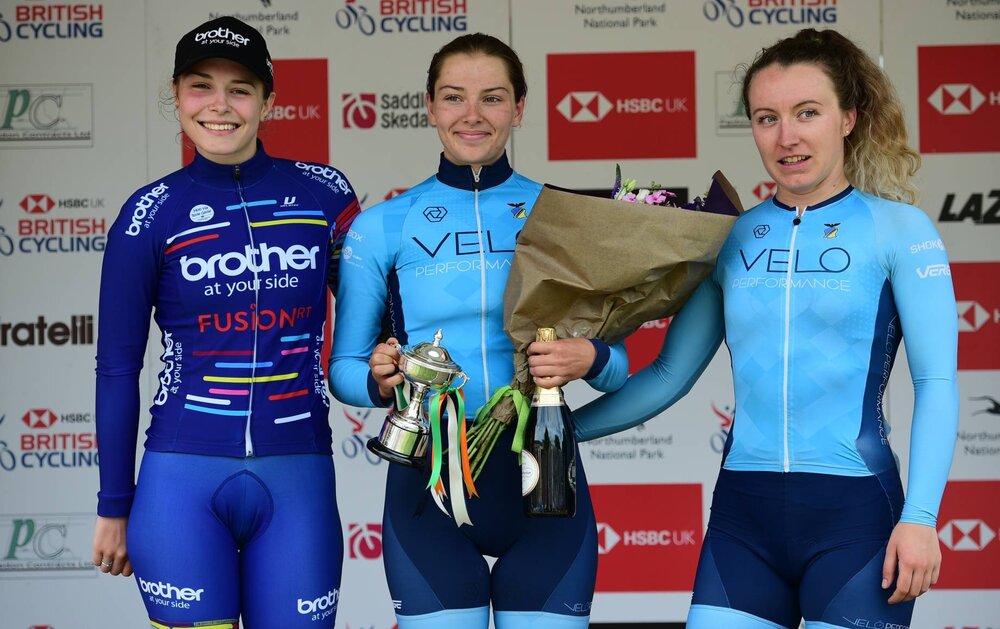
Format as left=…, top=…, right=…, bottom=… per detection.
left=173, top=16, right=274, bottom=93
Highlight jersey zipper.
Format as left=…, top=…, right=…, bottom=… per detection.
left=782, top=207, right=803, bottom=472
left=234, top=164, right=259, bottom=457
left=471, top=166, right=490, bottom=406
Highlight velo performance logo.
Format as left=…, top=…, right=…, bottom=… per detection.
left=548, top=51, right=695, bottom=160
left=334, top=0, right=467, bottom=36
left=918, top=45, right=1000, bottom=153
left=701, top=0, right=837, bottom=28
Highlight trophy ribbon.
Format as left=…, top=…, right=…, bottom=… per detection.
left=467, top=386, right=530, bottom=471
left=427, top=387, right=476, bottom=527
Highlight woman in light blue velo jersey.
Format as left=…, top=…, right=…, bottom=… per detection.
left=328, top=33, right=628, bottom=629
left=92, top=16, right=358, bottom=629
left=575, top=28, right=959, bottom=629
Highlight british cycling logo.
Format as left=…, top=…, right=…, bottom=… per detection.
left=423, top=206, right=447, bottom=223
left=0, top=6, right=104, bottom=42
left=333, top=0, right=466, bottom=36
left=1, top=193, right=108, bottom=256
left=342, top=407, right=383, bottom=466
left=709, top=401, right=734, bottom=454
left=701, top=0, right=837, bottom=28
left=0, top=407, right=97, bottom=473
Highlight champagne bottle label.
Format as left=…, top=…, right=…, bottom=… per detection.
left=521, top=450, right=540, bottom=496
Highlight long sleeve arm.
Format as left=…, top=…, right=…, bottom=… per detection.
left=880, top=207, right=959, bottom=527
left=573, top=280, right=726, bottom=442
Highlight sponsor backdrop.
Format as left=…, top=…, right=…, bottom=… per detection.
left=0, top=0, right=997, bottom=627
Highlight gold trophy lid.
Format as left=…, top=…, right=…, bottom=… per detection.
left=402, top=329, right=461, bottom=373
left=536, top=327, right=557, bottom=342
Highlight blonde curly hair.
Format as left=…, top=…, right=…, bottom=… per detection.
left=742, top=28, right=921, bottom=205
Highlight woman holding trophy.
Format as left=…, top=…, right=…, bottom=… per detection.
left=575, top=28, right=958, bottom=629
left=329, top=33, right=628, bottom=629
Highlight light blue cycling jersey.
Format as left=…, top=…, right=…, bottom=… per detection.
left=575, top=187, right=959, bottom=527
left=329, top=153, right=626, bottom=414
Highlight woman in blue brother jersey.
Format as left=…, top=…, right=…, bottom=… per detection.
left=575, top=28, right=959, bottom=629
left=328, top=33, right=628, bottom=629
left=92, top=16, right=358, bottom=629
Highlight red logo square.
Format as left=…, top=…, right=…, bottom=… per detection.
left=183, top=58, right=329, bottom=165
left=547, top=52, right=696, bottom=160
left=918, top=45, right=1000, bottom=154
left=935, top=480, right=1000, bottom=589
left=951, top=262, right=1000, bottom=370
left=591, top=484, right=702, bottom=592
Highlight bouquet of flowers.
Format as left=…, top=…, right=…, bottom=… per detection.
left=463, top=167, right=743, bottom=477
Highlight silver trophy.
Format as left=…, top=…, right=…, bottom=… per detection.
left=367, top=329, right=468, bottom=467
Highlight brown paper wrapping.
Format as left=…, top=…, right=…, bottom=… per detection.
left=499, top=171, right=743, bottom=411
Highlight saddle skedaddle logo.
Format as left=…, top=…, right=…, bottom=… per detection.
left=547, top=51, right=696, bottom=160
left=182, top=59, right=328, bottom=165
left=918, top=44, right=1000, bottom=153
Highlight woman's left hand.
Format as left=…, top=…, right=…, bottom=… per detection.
left=882, top=521, right=941, bottom=603
left=527, top=338, right=596, bottom=388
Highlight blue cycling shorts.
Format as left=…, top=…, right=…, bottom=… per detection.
left=127, top=451, right=343, bottom=628
left=689, top=469, right=914, bottom=629
left=382, top=426, right=597, bottom=622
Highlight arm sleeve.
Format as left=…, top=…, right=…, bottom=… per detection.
left=584, top=339, right=629, bottom=392
left=94, top=197, right=162, bottom=517
left=328, top=206, right=396, bottom=408
left=325, top=173, right=361, bottom=294
left=879, top=206, right=959, bottom=527
left=573, top=279, right=725, bottom=441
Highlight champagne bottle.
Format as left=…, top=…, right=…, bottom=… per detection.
left=522, top=327, right=577, bottom=517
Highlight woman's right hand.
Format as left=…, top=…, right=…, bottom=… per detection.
left=92, top=516, right=132, bottom=577
left=370, top=337, right=404, bottom=401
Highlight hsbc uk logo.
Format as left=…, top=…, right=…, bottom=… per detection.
left=958, top=301, right=999, bottom=333
left=22, top=409, right=56, bottom=429
left=556, top=92, right=612, bottom=122
left=20, top=195, right=53, bottom=213
left=555, top=91, right=687, bottom=123
left=938, top=519, right=996, bottom=551
left=596, top=522, right=696, bottom=554
left=927, top=84, right=989, bottom=115
left=753, top=181, right=776, bottom=202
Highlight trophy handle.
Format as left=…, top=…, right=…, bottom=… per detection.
left=452, top=371, right=469, bottom=390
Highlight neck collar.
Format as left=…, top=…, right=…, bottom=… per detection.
left=436, top=152, right=513, bottom=191
left=187, top=140, right=274, bottom=187
left=772, top=185, right=854, bottom=213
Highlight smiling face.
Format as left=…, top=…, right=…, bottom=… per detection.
left=748, top=62, right=856, bottom=209
left=426, top=53, right=524, bottom=170
left=173, top=57, right=275, bottom=165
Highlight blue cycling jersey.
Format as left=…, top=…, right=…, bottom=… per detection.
left=95, top=144, right=359, bottom=517
left=329, top=153, right=627, bottom=414
left=576, top=187, right=959, bottom=527
left=328, top=153, right=625, bottom=628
